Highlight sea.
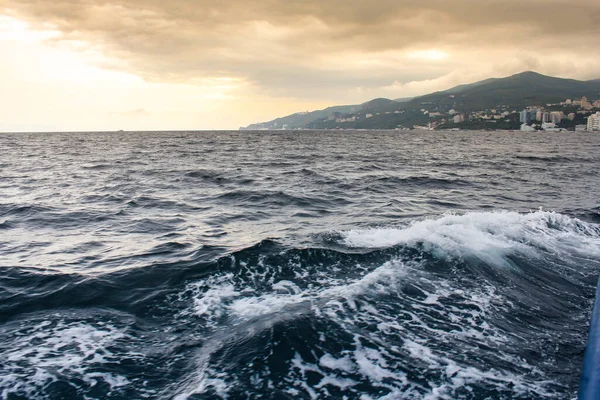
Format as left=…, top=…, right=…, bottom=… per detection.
left=1, top=129, right=600, bottom=400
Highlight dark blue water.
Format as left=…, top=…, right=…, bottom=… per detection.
left=1, top=130, right=600, bottom=399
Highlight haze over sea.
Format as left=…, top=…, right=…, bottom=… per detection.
left=1, top=129, right=600, bottom=399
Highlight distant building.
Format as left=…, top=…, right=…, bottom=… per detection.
left=335, top=116, right=357, bottom=123
left=587, top=112, right=600, bottom=131
left=525, top=109, right=537, bottom=121
left=541, top=112, right=551, bottom=123
left=536, top=110, right=543, bottom=121
left=567, top=113, right=576, bottom=121
left=550, top=111, right=563, bottom=124
left=453, top=114, right=465, bottom=123
left=582, top=96, right=593, bottom=109
left=520, top=110, right=531, bottom=123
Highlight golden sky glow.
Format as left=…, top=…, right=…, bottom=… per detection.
left=1, top=0, right=599, bottom=131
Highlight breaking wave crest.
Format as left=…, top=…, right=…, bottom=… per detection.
left=343, top=210, right=600, bottom=260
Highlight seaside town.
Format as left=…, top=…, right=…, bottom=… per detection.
left=418, top=96, right=600, bottom=132
left=244, top=93, right=600, bottom=132
left=517, top=97, right=600, bottom=132
left=240, top=72, right=600, bottom=131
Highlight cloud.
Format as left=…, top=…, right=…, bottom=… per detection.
left=3, top=0, right=600, bottom=102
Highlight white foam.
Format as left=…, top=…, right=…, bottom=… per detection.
left=343, top=210, right=600, bottom=267
left=292, top=352, right=360, bottom=394
left=193, top=282, right=240, bottom=317
left=0, top=319, right=132, bottom=398
left=179, top=264, right=568, bottom=398
left=319, top=354, right=355, bottom=374
left=354, top=344, right=401, bottom=382
left=185, top=259, right=407, bottom=324
left=177, top=260, right=409, bottom=399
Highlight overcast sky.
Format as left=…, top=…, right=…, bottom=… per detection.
left=1, top=0, right=599, bottom=131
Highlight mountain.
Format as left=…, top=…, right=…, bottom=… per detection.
left=240, top=104, right=359, bottom=130
left=360, top=98, right=398, bottom=110
left=240, top=71, right=600, bottom=130
left=411, top=71, right=600, bottom=111
left=439, top=77, right=497, bottom=94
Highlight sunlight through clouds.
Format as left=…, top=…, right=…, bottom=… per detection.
left=1, top=0, right=600, bottom=130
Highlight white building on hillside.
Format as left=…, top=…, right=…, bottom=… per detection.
left=550, top=111, right=563, bottom=124
left=588, top=112, right=600, bottom=131
left=581, top=96, right=593, bottom=110
left=453, top=114, right=465, bottom=123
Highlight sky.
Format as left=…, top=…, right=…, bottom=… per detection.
left=1, top=0, right=599, bottom=131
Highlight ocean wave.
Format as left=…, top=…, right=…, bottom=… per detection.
left=2, top=204, right=599, bottom=399
left=373, top=175, right=474, bottom=188
left=169, top=211, right=599, bottom=399
left=213, top=190, right=352, bottom=208
left=342, top=210, right=600, bottom=264
left=513, top=155, right=590, bottom=163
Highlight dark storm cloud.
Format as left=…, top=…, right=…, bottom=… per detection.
left=4, top=0, right=600, bottom=97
